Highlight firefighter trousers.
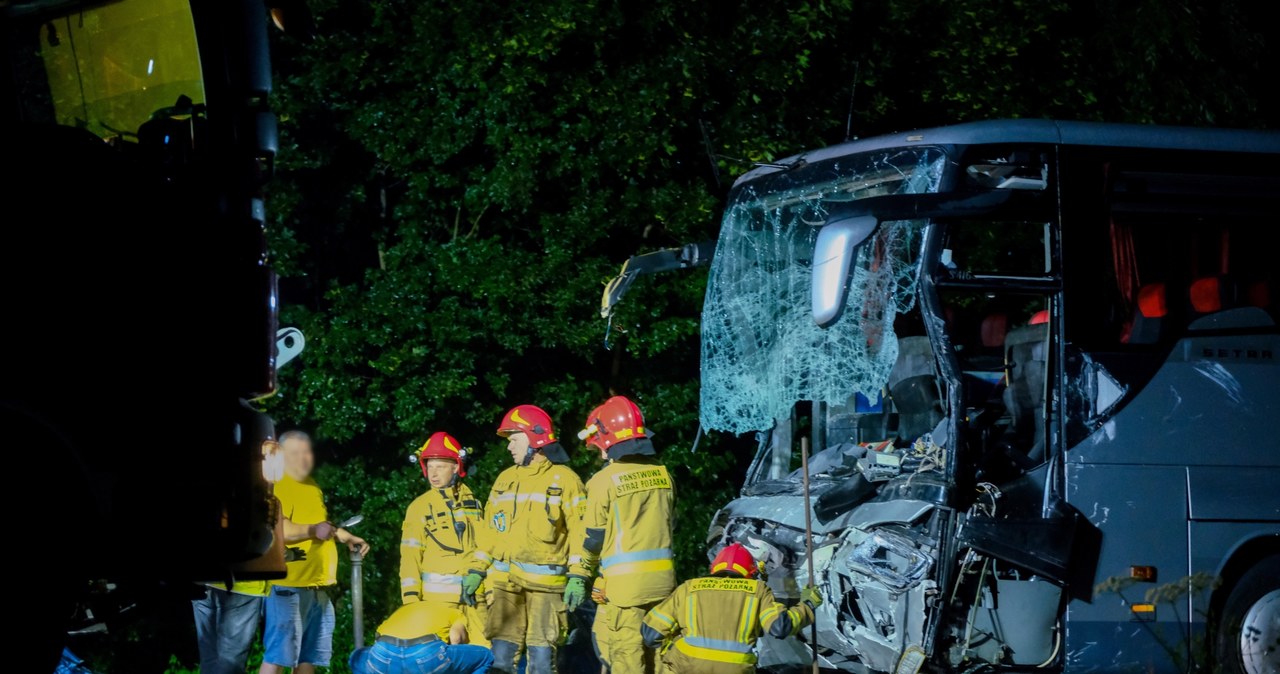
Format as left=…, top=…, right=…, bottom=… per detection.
left=462, top=602, right=489, bottom=648
left=485, top=582, right=567, bottom=673
left=593, top=602, right=656, bottom=674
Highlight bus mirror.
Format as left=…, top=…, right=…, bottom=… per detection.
left=812, top=214, right=879, bottom=328
left=1068, top=350, right=1129, bottom=429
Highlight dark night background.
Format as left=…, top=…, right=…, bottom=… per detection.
left=79, top=0, right=1278, bottom=670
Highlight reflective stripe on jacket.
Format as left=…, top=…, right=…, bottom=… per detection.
left=473, top=460, right=586, bottom=591
left=580, top=458, right=676, bottom=606
left=399, top=484, right=484, bottom=604
left=641, top=576, right=814, bottom=668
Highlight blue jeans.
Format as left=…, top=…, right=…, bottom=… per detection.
left=350, top=640, right=494, bottom=674
left=263, top=585, right=335, bottom=667
left=192, top=586, right=263, bottom=674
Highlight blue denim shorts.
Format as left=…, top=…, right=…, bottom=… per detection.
left=262, top=585, right=336, bottom=667
left=349, top=640, right=494, bottom=674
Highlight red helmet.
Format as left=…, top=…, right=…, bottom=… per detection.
left=497, top=405, right=557, bottom=448
left=710, top=543, right=761, bottom=578
left=577, top=395, right=647, bottom=451
left=418, top=431, right=468, bottom=478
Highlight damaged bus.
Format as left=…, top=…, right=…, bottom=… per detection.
left=604, top=120, right=1280, bottom=673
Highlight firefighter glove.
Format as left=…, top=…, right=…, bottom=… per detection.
left=591, top=577, right=608, bottom=604
left=563, top=575, right=588, bottom=612
left=801, top=584, right=823, bottom=610
left=461, top=572, right=484, bottom=607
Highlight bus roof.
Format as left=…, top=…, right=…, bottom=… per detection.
left=736, top=119, right=1280, bottom=186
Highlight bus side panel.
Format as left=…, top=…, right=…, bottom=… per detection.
left=1071, top=334, right=1280, bottom=468
left=1187, top=467, right=1280, bottom=521
left=1064, top=464, right=1188, bottom=673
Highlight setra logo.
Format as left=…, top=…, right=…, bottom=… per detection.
left=1201, top=347, right=1273, bottom=360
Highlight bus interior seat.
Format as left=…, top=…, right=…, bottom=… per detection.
left=1003, top=321, right=1049, bottom=463
left=888, top=335, right=944, bottom=443
left=1126, top=282, right=1168, bottom=344
left=1188, top=276, right=1277, bottom=330
left=1189, top=276, right=1232, bottom=315
left=961, top=312, right=1009, bottom=371
left=981, top=313, right=1009, bottom=348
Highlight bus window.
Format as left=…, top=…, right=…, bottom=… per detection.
left=941, top=220, right=1052, bottom=279
left=1103, top=213, right=1274, bottom=346
left=941, top=290, right=1051, bottom=470
left=22, top=0, right=204, bottom=141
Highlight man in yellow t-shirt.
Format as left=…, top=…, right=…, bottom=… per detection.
left=260, top=431, right=369, bottom=674
left=348, top=602, right=493, bottom=674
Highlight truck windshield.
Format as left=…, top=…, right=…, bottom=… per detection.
left=701, top=148, right=946, bottom=434
left=6, top=0, right=204, bottom=140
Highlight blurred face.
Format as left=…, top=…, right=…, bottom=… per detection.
left=282, top=436, right=314, bottom=481
left=425, top=458, right=458, bottom=488
left=506, top=432, right=530, bottom=464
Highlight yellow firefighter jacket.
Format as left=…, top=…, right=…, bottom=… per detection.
left=580, top=457, right=676, bottom=607
left=472, top=459, right=587, bottom=591
left=399, top=483, right=485, bottom=604
left=641, top=576, right=814, bottom=672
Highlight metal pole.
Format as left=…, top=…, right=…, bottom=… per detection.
left=351, top=549, right=364, bottom=649
left=800, top=436, right=819, bottom=674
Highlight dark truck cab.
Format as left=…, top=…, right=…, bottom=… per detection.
left=1, top=0, right=287, bottom=667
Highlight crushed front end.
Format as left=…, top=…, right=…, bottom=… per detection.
left=700, top=141, right=1088, bottom=672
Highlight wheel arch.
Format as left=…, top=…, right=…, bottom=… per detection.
left=1211, top=534, right=1280, bottom=619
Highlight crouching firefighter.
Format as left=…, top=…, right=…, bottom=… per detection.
left=400, top=432, right=489, bottom=646
left=574, top=396, right=676, bottom=674
left=641, top=543, right=823, bottom=674
left=348, top=601, right=494, bottom=674
left=462, top=405, right=587, bottom=674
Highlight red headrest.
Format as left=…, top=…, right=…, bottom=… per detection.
left=981, top=314, right=1009, bottom=348
left=1190, top=277, right=1222, bottom=314
left=1138, top=283, right=1168, bottom=318
left=1029, top=309, right=1049, bottom=325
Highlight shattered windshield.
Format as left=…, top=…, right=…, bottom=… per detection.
left=701, top=148, right=946, bottom=434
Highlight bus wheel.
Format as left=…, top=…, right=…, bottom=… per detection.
left=1216, top=554, right=1280, bottom=674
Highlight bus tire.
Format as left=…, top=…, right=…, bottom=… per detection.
left=1216, top=554, right=1280, bottom=674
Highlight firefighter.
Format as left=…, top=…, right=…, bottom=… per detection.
left=574, top=396, right=675, bottom=674
left=462, top=404, right=587, bottom=674
left=400, top=431, right=489, bottom=647
left=641, top=543, right=823, bottom=674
